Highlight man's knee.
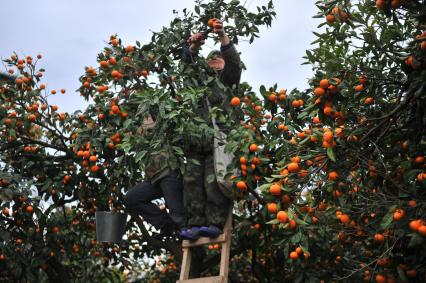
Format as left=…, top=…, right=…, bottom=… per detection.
left=124, top=182, right=150, bottom=210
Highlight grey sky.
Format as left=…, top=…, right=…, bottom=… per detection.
left=0, top=0, right=320, bottom=114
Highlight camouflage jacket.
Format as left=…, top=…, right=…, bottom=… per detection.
left=182, top=42, right=242, bottom=151
left=144, top=151, right=172, bottom=184
left=139, top=115, right=173, bottom=183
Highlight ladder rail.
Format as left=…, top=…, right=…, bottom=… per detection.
left=178, top=205, right=233, bottom=283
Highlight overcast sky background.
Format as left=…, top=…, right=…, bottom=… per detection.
left=0, top=0, right=321, bottom=114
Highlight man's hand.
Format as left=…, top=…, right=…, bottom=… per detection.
left=212, top=19, right=230, bottom=46
left=212, top=19, right=225, bottom=38
left=187, top=32, right=205, bottom=51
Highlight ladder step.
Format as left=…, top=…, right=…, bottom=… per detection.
left=177, top=275, right=225, bottom=283
left=181, top=233, right=228, bottom=248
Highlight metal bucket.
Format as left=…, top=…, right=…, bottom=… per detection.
left=95, top=211, right=128, bottom=243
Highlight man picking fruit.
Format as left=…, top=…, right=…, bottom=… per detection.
left=179, top=18, right=242, bottom=240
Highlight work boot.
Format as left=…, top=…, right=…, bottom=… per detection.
left=179, top=227, right=201, bottom=241
left=199, top=225, right=222, bottom=238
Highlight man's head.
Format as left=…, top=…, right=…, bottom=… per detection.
left=207, top=50, right=225, bottom=71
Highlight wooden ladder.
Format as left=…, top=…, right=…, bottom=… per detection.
left=177, top=206, right=233, bottom=283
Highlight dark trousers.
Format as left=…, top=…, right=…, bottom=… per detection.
left=183, top=152, right=230, bottom=229
left=124, top=171, right=185, bottom=229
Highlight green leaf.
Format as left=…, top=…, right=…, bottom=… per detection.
left=266, top=219, right=279, bottom=225
left=380, top=205, right=397, bottom=229
left=135, top=150, right=147, bottom=163
left=295, top=218, right=308, bottom=226
left=327, top=147, right=336, bottom=162
left=206, top=174, right=215, bottom=184
left=189, top=158, right=201, bottom=166
left=408, top=233, right=423, bottom=248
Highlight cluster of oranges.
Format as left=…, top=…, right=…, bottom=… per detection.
left=409, top=219, right=426, bottom=237
left=107, top=132, right=121, bottom=150
left=325, top=7, right=349, bottom=24
left=76, top=143, right=100, bottom=172
left=289, top=246, right=309, bottom=261
left=375, top=0, right=401, bottom=10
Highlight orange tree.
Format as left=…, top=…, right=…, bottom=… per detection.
left=0, top=0, right=275, bottom=282
left=1, top=0, right=425, bottom=282
left=222, top=0, right=425, bottom=282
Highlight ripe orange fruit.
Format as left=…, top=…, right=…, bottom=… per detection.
left=141, top=69, right=149, bottom=78
left=319, top=79, right=330, bottom=88
left=239, top=156, right=247, bottom=164
left=83, top=151, right=91, bottom=159
left=279, top=91, right=287, bottom=100
left=291, top=100, right=301, bottom=108
left=331, top=7, right=340, bottom=14
left=230, top=97, right=241, bottom=107
left=354, top=84, right=365, bottom=92
left=374, top=233, right=384, bottom=243
left=323, top=131, right=334, bottom=142
left=415, top=156, right=424, bottom=164
left=375, top=274, right=386, bottom=283
left=91, top=165, right=100, bottom=172
left=364, top=97, right=374, bottom=105
left=289, top=219, right=297, bottom=229
left=268, top=92, right=276, bottom=102
left=375, top=0, right=385, bottom=9
left=125, top=45, right=134, bottom=52
left=295, top=247, right=303, bottom=255
left=328, top=171, right=339, bottom=181
left=340, top=214, right=350, bottom=224
left=326, top=14, right=335, bottom=23
left=89, top=155, right=97, bottom=162
left=269, top=184, right=281, bottom=195
left=314, top=87, right=325, bottom=96
left=26, top=206, right=34, bottom=213
left=28, top=114, right=36, bottom=122
left=267, top=203, right=278, bottom=214
left=323, top=106, right=333, bottom=116
left=391, top=0, right=401, bottom=9
left=236, top=181, right=247, bottom=190
left=277, top=211, right=288, bottom=223
left=313, top=116, right=320, bottom=124
left=287, top=162, right=300, bottom=173
left=409, top=220, right=422, bottom=232
left=207, top=18, right=217, bottom=28
left=393, top=209, right=404, bottom=221
left=249, top=144, right=258, bottom=152
left=417, top=173, right=425, bottom=182
left=111, top=105, right=120, bottom=113
left=109, top=57, right=117, bottom=65
left=100, top=60, right=109, bottom=68
left=111, top=38, right=118, bottom=46
left=289, top=251, right=299, bottom=260
left=111, top=70, right=120, bottom=77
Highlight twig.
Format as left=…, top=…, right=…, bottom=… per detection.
left=335, top=237, right=400, bottom=281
